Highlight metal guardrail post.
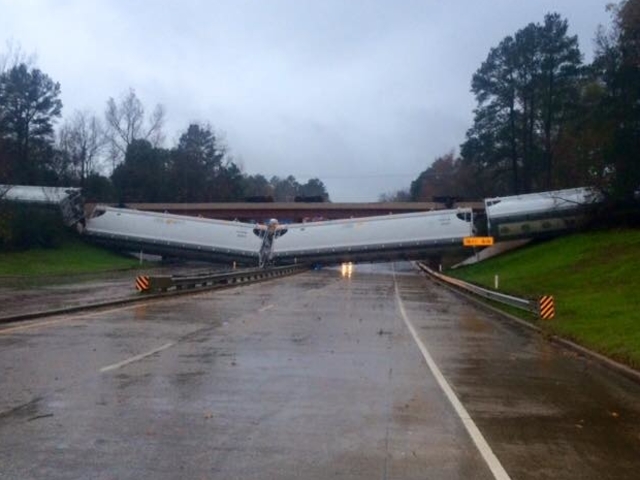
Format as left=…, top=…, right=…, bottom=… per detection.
left=135, top=264, right=308, bottom=294
left=149, top=276, right=174, bottom=292
left=417, top=262, right=544, bottom=316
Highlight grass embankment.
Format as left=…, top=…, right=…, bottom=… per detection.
left=0, top=237, right=141, bottom=276
left=448, top=229, right=640, bottom=368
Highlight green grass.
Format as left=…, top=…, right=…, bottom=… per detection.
left=0, top=236, right=141, bottom=276
left=448, top=229, right=640, bottom=368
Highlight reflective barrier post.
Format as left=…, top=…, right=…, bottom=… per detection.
left=135, top=275, right=150, bottom=292
left=539, top=295, right=555, bottom=319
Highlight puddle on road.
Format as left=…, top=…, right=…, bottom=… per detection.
left=459, top=314, right=494, bottom=334
left=133, top=304, right=149, bottom=320
left=0, top=397, right=44, bottom=422
left=179, top=349, right=219, bottom=365
left=172, top=371, right=206, bottom=386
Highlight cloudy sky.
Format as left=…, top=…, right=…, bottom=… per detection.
left=1, top=0, right=612, bottom=201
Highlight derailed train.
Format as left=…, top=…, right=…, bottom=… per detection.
left=83, top=206, right=476, bottom=266
left=2, top=185, right=602, bottom=266
left=481, top=186, right=602, bottom=239
left=1, top=184, right=84, bottom=226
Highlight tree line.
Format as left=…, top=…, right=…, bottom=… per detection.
left=397, top=1, right=639, bottom=204
left=0, top=50, right=329, bottom=204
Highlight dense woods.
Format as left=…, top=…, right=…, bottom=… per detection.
left=403, top=1, right=640, bottom=204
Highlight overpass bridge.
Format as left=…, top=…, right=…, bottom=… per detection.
left=4, top=185, right=602, bottom=267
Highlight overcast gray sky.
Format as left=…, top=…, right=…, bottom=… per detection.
left=1, top=0, right=612, bottom=201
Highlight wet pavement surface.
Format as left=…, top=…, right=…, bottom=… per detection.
left=0, top=262, right=639, bottom=479
left=0, top=263, right=229, bottom=319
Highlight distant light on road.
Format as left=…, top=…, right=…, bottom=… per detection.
left=341, top=262, right=354, bottom=278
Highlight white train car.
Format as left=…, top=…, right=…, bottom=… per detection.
left=273, top=208, right=474, bottom=264
left=485, top=187, right=602, bottom=239
left=84, top=206, right=263, bottom=263
left=1, top=184, right=84, bottom=226
left=84, top=206, right=474, bottom=266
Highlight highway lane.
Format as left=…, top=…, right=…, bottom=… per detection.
left=0, top=263, right=639, bottom=479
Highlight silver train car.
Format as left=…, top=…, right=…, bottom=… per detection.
left=1, top=184, right=84, bottom=226
left=273, top=209, right=474, bottom=264
left=84, top=206, right=263, bottom=264
left=84, top=205, right=474, bottom=265
left=484, top=187, right=602, bottom=240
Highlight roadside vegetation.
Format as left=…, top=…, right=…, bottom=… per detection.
left=0, top=235, right=141, bottom=276
left=447, top=229, right=640, bottom=368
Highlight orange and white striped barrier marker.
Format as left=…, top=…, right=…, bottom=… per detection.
left=539, top=295, right=555, bottom=319
left=135, top=275, right=150, bottom=292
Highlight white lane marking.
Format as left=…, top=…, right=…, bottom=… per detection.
left=100, top=342, right=175, bottom=373
left=0, top=318, right=69, bottom=334
left=394, top=278, right=512, bottom=480
left=258, top=304, right=274, bottom=312
left=0, top=302, right=160, bottom=335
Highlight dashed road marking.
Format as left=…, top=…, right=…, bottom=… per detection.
left=100, top=342, right=175, bottom=373
left=394, top=274, right=512, bottom=480
left=258, top=304, right=274, bottom=312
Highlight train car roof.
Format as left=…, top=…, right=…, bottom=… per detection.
left=485, top=187, right=601, bottom=218
left=1, top=185, right=81, bottom=204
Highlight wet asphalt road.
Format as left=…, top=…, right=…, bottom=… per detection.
left=0, top=262, right=639, bottom=479
left=0, top=263, right=229, bottom=320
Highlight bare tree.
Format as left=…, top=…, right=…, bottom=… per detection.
left=147, top=103, right=166, bottom=147
left=104, top=88, right=165, bottom=169
left=0, top=39, right=36, bottom=74
left=378, top=189, right=411, bottom=202
left=58, top=110, right=106, bottom=187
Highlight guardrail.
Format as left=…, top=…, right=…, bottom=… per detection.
left=136, top=264, right=308, bottom=293
left=416, top=262, right=552, bottom=318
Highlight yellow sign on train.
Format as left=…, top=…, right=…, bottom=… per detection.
left=463, top=236, right=494, bottom=247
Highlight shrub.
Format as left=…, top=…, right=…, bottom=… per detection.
left=0, top=203, right=67, bottom=250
